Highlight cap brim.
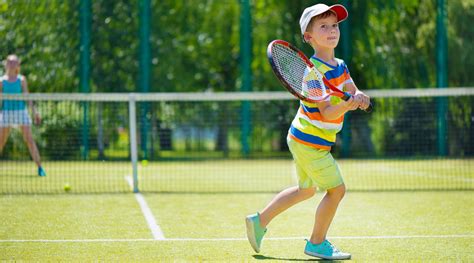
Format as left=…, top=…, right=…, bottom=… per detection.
left=329, top=4, right=348, bottom=23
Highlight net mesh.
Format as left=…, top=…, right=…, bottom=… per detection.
left=0, top=90, right=473, bottom=193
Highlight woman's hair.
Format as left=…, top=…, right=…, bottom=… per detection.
left=6, top=54, right=20, bottom=64
left=4, top=54, right=20, bottom=75
left=305, top=10, right=337, bottom=32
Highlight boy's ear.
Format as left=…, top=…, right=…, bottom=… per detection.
left=303, top=32, right=312, bottom=43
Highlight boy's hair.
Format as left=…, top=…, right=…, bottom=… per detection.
left=305, top=10, right=337, bottom=33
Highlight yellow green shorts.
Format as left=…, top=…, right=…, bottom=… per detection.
left=287, top=138, right=344, bottom=190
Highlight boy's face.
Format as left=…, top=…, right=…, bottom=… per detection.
left=305, top=13, right=340, bottom=49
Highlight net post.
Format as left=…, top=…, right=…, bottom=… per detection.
left=341, top=112, right=351, bottom=158
left=81, top=102, right=90, bottom=160
left=129, top=94, right=139, bottom=193
left=79, top=0, right=91, bottom=160
left=240, top=0, right=252, bottom=157
left=436, top=0, right=448, bottom=156
left=139, top=0, right=151, bottom=160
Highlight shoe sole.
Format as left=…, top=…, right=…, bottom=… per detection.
left=245, top=217, right=260, bottom=253
left=304, top=250, right=351, bottom=260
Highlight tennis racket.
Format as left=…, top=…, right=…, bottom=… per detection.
left=267, top=40, right=373, bottom=113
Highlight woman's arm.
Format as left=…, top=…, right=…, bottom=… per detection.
left=21, top=76, right=34, bottom=111
left=21, top=77, right=40, bottom=124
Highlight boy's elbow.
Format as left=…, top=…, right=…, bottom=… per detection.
left=320, top=109, right=338, bottom=121
left=324, top=115, right=341, bottom=121
left=318, top=103, right=332, bottom=120
left=320, top=107, right=344, bottom=121
left=320, top=112, right=332, bottom=120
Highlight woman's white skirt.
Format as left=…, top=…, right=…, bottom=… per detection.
left=0, top=109, right=32, bottom=127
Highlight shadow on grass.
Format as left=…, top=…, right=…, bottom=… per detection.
left=253, top=254, right=344, bottom=262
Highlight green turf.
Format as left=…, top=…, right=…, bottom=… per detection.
left=1, top=191, right=473, bottom=261
left=1, top=158, right=473, bottom=194
left=0, top=194, right=150, bottom=240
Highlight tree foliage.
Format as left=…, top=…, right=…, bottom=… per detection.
left=1, top=0, right=471, bottom=91
left=0, top=0, right=472, bottom=158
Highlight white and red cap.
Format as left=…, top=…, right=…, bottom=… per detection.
left=299, top=3, right=348, bottom=35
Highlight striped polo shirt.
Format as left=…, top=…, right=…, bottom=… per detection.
left=288, top=56, right=353, bottom=150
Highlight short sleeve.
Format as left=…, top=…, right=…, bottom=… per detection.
left=341, top=61, right=353, bottom=85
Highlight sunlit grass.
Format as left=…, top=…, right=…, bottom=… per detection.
left=1, top=158, right=473, bottom=194
left=0, top=191, right=472, bottom=261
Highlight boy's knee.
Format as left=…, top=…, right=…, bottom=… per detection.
left=328, top=184, right=346, bottom=200
left=298, top=187, right=316, bottom=199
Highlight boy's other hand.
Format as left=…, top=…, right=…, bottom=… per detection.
left=354, top=92, right=371, bottom=111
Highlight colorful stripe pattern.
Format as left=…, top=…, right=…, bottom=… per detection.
left=288, top=57, right=353, bottom=150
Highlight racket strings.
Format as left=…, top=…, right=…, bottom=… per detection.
left=272, top=44, right=328, bottom=100
left=272, top=44, right=307, bottom=92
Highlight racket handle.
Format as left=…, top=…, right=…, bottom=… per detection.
left=341, top=92, right=352, bottom=101
left=364, top=102, right=373, bottom=113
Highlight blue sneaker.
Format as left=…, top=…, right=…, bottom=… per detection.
left=245, top=212, right=267, bottom=253
left=304, top=239, right=351, bottom=260
left=38, top=166, right=46, bottom=177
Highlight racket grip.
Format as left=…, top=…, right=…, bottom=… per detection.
left=341, top=92, right=352, bottom=101
left=363, top=102, right=373, bottom=113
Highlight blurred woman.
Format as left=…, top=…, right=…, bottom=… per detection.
left=0, top=54, right=46, bottom=176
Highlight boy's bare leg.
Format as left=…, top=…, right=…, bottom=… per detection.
left=259, top=186, right=316, bottom=228
left=0, top=127, right=11, bottom=153
left=310, top=184, right=346, bottom=244
left=20, top=126, right=41, bottom=167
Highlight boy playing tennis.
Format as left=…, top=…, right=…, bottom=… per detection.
left=246, top=4, right=370, bottom=260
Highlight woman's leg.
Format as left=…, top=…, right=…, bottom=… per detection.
left=20, top=125, right=42, bottom=167
left=0, top=127, right=11, bottom=153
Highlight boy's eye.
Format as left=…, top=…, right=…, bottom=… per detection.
left=320, top=24, right=338, bottom=30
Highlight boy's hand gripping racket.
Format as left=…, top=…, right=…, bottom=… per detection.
left=267, top=40, right=373, bottom=113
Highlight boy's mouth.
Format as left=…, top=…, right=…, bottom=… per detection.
left=328, top=37, right=338, bottom=40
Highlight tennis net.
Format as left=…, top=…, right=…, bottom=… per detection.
left=1, top=88, right=473, bottom=193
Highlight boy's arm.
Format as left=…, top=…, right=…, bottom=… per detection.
left=317, top=80, right=371, bottom=120
left=317, top=96, right=359, bottom=120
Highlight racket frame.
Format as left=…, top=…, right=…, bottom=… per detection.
left=267, top=40, right=353, bottom=104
